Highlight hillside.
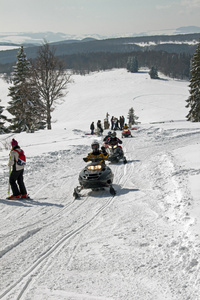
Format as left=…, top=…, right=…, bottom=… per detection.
left=0, top=33, right=199, bottom=65
left=0, top=69, right=200, bottom=300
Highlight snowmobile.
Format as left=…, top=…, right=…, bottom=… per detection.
left=73, top=158, right=116, bottom=199
left=122, top=128, right=132, bottom=138
left=106, top=141, right=127, bottom=164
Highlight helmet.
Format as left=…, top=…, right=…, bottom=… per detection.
left=111, top=132, right=116, bottom=138
left=91, top=141, right=99, bottom=151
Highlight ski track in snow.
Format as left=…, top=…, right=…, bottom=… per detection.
left=0, top=125, right=200, bottom=300
left=1, top=62, right=200, bottom=300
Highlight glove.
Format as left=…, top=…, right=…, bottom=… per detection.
left=83, top=158, right=88, bottom=162
left=101, top=146, right=106, bottom=151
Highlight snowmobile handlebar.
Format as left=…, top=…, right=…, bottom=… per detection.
left=88, top=158, right=106, bottom=162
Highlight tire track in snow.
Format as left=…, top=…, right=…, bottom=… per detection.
left=0, top=196, right=115, bottom=299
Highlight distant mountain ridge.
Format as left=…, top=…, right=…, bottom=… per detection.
left=0, top=26, right=200, bottom=45
left=0, top=30, right=200, bottom=67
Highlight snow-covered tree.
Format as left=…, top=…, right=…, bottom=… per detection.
left=127, top=107, right=139, bottom=126
left=127, top=56, right=138, bottom=73
left=186, top=41, right=200, bottom=122
left=149, top=66, right=159, bottom=79
left=7, top=46, right=45, bottom=132
left=0, top=99, right=7, bottom=133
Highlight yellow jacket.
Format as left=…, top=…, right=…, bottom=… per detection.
left=84, top=151, right=109, bottom=163
left=123, top=125, right=129, bottom=129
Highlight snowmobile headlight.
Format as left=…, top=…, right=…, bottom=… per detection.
left=108, top=145, right=112, bottom=149
left=113, top=145, right=117, bottom=148
left=88, top=165, right=102, bottom=171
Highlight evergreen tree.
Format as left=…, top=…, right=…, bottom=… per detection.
left=186, top=41, right=200, bottom=122
left=0, top=99, right=7, bottom=133
left=127, top=56, right=138, bottom=73
left=127, top=107, right=139, bottom=125
left=149, top=66, right=159, bottom=79
left=7, top=46, right=44, bottom=132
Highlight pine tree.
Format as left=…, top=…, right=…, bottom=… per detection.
left=127, top=107, right=139, bottom=126
left=0, top=99, right=7, bottom=134
left=127, top=56, right=138, bottom=73
left=186, top=41, right=200, bottom=122
left=149, top=66, right=159, bottom=79
left=7, top=46, right=45, bottom=132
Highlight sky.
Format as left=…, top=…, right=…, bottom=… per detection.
left=0, top=0, right=200, bottom=36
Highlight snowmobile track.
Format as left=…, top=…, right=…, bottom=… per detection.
left=0, top=196, right=115, bottom=299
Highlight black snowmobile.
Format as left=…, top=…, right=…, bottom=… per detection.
left=106, top=142, right=127, bottom=164
left=73, top=158, right=116, bottom=199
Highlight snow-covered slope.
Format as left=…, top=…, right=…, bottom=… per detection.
left=0, top=69, right=200, bottom=300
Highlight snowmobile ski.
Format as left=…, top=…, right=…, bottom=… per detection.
left=110, top=186, right=116, bottom=196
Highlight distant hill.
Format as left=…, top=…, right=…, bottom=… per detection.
left=1, top=26, right=200, bottom=45
left=0, top=32, right=199, bottom=65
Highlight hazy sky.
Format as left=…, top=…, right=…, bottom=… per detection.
left=0, top=0, right=200, bottom=36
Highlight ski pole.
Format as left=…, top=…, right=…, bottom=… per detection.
left=8, top=153, right=11, bottom=196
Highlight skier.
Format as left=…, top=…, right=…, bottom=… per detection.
left=7, top=138, right=28, bottom=199
left=83, top=141, right=109, bottom=163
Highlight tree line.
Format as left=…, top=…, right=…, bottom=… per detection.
left=0, top=40, right=200, bottom=134
left=57, top=50, right=191, bottom=79
left=0, top=49, right=192, bottom=79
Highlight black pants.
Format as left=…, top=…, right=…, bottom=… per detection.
left=9, top=169, right=27, bottom=196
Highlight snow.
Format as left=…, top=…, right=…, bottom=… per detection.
left=126, top=40, right=199, bottom=47
left=0, top=46, right=20, bottom=51
left=0, top=69, right=200, bottom=300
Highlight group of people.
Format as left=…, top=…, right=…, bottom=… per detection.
left=90, top=113, right=126, bottom=136
left=90, top=120, right=104, bottom=135
left=111, top=116, right=125, bottom=131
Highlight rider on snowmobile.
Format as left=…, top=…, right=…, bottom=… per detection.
left=105, top=132, right=127, bottom=163
left=103, top=131, right=112, bottom=144
left=105, top=131, right=123, bottom=145
left=83, top=141, right=109, bottom=163
left=123, top=123, right=129, bottom=129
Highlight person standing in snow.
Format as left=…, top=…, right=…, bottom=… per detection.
left=90, top=122, right=95, bottom=135
left=97, top=120, right=103, bottom=135
left=111, top=116, right=114, bottom=130
left=8, top=138, right=28, bottom=199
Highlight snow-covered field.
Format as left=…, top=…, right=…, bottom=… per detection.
left=0, top=69, right=200, bottom=300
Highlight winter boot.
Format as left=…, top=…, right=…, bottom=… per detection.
left=7, top=195, right=21, bottom=200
